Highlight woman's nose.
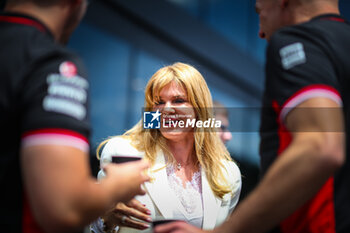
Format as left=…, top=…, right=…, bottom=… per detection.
left=163, top=101, right=175, bottom=114
left=223, top=131, right=232, bottom=142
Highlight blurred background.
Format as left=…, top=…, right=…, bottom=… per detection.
left=66, top=0, right=350, bottom=200
left=1, top=0, right=349, bottom=200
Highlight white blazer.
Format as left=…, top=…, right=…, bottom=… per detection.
left=98, top=137, right=241, bottom=233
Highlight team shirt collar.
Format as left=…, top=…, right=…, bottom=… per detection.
left=311, top=13, right=347, bottom=23
left=0, top=11, right=54, bottom=38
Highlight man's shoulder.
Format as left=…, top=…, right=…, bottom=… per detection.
left=29, top=34, right=79, bottom=63
left=269, top=25, right=310, bottom=49
left=267, top=22, right=324, bottom=64
left=2, top=24, right=82, bottom=73
left=269, top=16, right=343, bottom=49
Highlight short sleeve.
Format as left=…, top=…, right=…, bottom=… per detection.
left=266, top=28, right=342, bottom=123
left=20, top=50, right=90, bottom=152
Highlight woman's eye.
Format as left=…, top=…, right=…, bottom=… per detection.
left=155, top=101, right=165, bottom=105
left=174, top=98, right=186, bottom=103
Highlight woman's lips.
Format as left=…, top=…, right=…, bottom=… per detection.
left=163, top=118, right=180, bottom=122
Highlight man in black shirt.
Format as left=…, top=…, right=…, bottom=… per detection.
left=0, top=0, right=149, bottom=232
left=154, top=0, right=349, bottom=233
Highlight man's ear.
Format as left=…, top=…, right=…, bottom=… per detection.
left=69, top=0, right=83, bottom=7
left=281, top=0, right=289, bottom=9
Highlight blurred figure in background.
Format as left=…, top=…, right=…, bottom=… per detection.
left=213, top=101, right=232, bottom=145
left=213, top=101, right=259, bottom=202
left=0, top=0, right=149, bottom=232
left=91, top=62, right=241, bottom=233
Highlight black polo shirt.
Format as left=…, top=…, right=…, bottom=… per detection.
left=260, top=14, right=350, bottom=233
left=0, top=12, right=90, bottom=232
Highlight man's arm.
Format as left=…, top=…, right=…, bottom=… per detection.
left=215, top=97, right=344, bottom=233
left=154, top=97, right=344, bottom=233
left=21, top=145, right=149, bottom=233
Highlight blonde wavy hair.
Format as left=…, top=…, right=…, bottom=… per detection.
left=97, top=62, right=233, bottom=198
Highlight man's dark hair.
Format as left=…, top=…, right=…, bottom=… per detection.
left=6, top=0, right=62, bottom=7
left=0, top=0, right=6, bottom=10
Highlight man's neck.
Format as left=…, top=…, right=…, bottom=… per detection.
left=5, top=3, right=67, bottom=42
left=291, top=2, right=340, bottom=25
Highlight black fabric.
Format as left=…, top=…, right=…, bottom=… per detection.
left=0, top=1, right=5, bottom=10
left=260, top=14, right=350, bottom=233
left=0, top=12, right=90, bottom=232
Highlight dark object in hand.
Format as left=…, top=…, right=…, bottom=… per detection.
left=111, top=156, right=141, bottom=164
left=152, top=219, right=178, bottom=228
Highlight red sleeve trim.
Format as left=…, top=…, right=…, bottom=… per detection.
left=22, top=128, right=88, bottom=142
left=21, top=128, right=89, bottom=153
left=279, top=84, right=342, bottom=124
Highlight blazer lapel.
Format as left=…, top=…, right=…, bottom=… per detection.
left=201, top=168, right=222, bottom=229
left=144, top=149, right=174, bottom=219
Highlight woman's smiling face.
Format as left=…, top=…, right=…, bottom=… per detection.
left=153, top=81, right=196, bottom=142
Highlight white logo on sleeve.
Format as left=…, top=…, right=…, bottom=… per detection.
left=280, top=42, right=306, bottom=70
left=43, top=61, right=88, bottom=120
left=59, top=61, right=77, bottom=78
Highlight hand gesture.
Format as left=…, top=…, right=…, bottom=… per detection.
left=102, top=199, right=152, bottom=231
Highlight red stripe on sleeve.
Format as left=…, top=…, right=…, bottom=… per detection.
left=22, top=128, right=88, bottom=143
left=281, top=84, right=341, bottom=110
left=279, top=84, right=342, bottom=124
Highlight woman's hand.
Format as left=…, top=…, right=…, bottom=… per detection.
left=102, top=199, right=152, bottom=231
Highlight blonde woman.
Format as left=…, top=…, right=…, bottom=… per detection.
left=91, top=62, right=241, bottom=233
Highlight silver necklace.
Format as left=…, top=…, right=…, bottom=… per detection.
left=176, top=163, right=182, bottom=170
left=176, top=161, right=191, bottom=170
